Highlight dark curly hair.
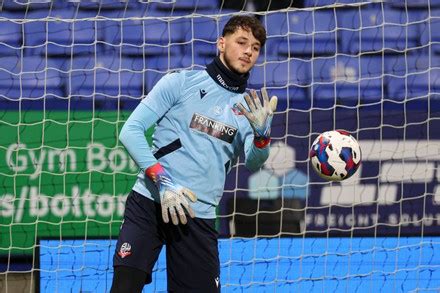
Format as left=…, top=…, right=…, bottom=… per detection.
left=222, top=15, right=266, bottom=47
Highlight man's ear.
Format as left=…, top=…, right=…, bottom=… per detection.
left=217, top=37, right=225, bottom=54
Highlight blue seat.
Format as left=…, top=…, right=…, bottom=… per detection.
left=47, top=9, right=97, bottom=56
left=22, top=10, right=49, bottom=55
left=145, top=55, right=192, bottom=92
left=389, top=0, right=440, bottom=9
left=265, top=10, right=336, bottom=57
left=338, top=4, right=424, bottom=54
left=164, top=0, right=217, bottom=12
left=249, top=59, right=311, bottom=88
left=1, top=0, right=53, bottom=11
left=66, top=55, right=144, bottom=99
left=0, top=12, right=22, bottom=56
left=248, top=59, right=310, bottom=110
left=182, top=15, right=230, bottom=56
left=386, top=54, right=440, bottom=100
left=72, top=0, right=138, bottom=10
left=102, top=9, right=190, bottom=56
left=178, top=44, right=214, bottom=69
left=304, top=0, right=370, bottom=6
left=310, top=55, right=383, bottom=106
left=0, top=55, right=63, bottom=99
left=24, top=9, right=100, bottom=56
left=420, top=9, right=440, bottom=54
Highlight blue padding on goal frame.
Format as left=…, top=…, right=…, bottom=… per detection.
left=38, top=237, right=440, bottom=292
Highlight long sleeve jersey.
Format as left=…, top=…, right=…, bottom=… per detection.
left=119, top=68, right=270, bottom=219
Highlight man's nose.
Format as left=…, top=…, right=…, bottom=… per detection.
left=244, top=46, right=252, bottom=56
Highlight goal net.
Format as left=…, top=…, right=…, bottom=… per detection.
left=1, top=0, right=440, bottom=292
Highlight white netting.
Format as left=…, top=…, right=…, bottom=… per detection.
left=1, top=0, right=440, bottom=292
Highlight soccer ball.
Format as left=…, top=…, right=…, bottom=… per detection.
left=309, top=130, right=361, bottom=181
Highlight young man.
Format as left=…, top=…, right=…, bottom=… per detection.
left=110, top=15, right=277, bottom=292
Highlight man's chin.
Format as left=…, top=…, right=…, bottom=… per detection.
left=233, top=66, right=250, bottom=75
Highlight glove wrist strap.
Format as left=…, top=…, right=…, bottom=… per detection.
left=145, top=162, right=166, bottom=183
left=254, top=136, right=271, bottom=148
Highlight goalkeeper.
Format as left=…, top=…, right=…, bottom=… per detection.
left=111, top=15, right=277, bottom=293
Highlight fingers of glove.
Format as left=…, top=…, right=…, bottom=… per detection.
left=169, top=206, right=179, bottom=225
left=250, top=89, right=263, bottom=110
left=269, top=96, right=278, bottom=113
left=180, top=197, right=196, bottom=219
left=182, top=187, right=197, bottom=202
left=261, top=88, right=270, bottom=110
left=175, top=204, right=188, bottom=225
left=161, top=203, right=170, bottom=224
left=244, top=93, right=257, bottom=112
left=235, top=102, right=255, bottom=123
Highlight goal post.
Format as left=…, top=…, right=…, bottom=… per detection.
left=1, top=0, right=440, bottom=292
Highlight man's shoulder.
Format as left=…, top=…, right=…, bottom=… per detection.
left=167, top=68, right=206, bottom=77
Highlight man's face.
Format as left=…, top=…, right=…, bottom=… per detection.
left=218, top=27, right=261, bottom=75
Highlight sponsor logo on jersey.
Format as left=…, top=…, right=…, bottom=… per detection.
left=190, top=113, right=237, bottom=143
left=117, top=242, right=132, bottom=258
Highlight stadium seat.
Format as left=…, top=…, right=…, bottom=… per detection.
left=102, top=9, right=190, bottom=56
left=420, top=9, right=440, bottom=54
left=160, top=0, right=216, bottom=12
left=23, top=9, right=100, bottom=56
left=182, top=15, right=230, bottom=57
left=1, top=0, right=53, bottom=11
left=0, top=12, right=22, bottom=56
left=249, top=59, right=311, bottom=88
left=337, top=4, right=424, bottom=54
left=264, top=9, right=337, bottom=57
left=66, top=55, right=144, bottom=104
left=47, top=9, right=97, bottom=56
left=386, top=54, right=440, bottom=100
left=248, top=59, right=310, bottom=109
left=22, top=10, right=49, bottom=55
left=310, top=55, right=383, bottom=106
left=389, top=0, right=440, bottom=9
left=71, top=0, right=138, bottom=10
left=0, top=55, right=63, bottom=99
left=304, top=0, right=371, bottom=6
left=144, top=55, right=172, bottom=92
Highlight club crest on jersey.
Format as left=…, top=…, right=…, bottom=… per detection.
left=213, top=105, right=223, bottom=116
left=190, top=113, right=237, bottom=143
left=117, top=242, right=132, bottom=259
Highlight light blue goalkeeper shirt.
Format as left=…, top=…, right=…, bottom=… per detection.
left=119, top=69, right=270, bottom=219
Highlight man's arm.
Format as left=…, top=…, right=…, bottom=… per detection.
left=244, top=135, right=270, bottom=171
left=119, top=103, right=159, bottom=171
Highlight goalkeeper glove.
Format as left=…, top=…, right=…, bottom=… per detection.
left=145, top=163, right=197, bottom=225
left=235, top=88, right=278, bottom=148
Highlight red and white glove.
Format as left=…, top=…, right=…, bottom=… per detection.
left=145, top=163, right=197, bottom=225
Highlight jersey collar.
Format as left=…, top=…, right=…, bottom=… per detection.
left=206, top=56, right=249, bottom=94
